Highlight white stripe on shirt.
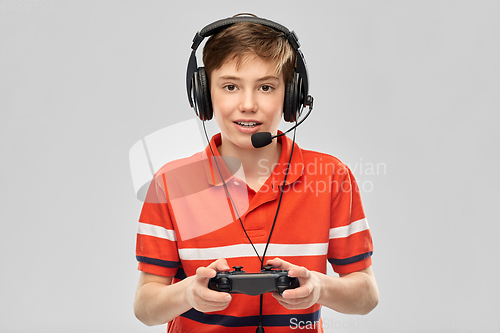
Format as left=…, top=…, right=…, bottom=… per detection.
left=138, top=222, right=177, bottom=241
left=329, top=218, right=369, bottom=239
left=178, top=243, right=329, bottom=261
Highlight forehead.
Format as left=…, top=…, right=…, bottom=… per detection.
left=212, top=54, right=282, bottom=80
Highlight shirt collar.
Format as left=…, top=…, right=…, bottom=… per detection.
left=269, top=131, right=304, bottom=186
left=202, top=133, right=236, bottom=186
left=203, top=132, right=304, bottom=187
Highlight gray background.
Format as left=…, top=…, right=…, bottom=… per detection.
left=1, top=0, right=499, bottom=332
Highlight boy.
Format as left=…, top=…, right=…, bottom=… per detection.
left=134, top=15, right=378, bottom=332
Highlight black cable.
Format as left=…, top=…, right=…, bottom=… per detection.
left=256, top=124, right=297, bottom=332
left=201, top=112, right=300, bottom=333
left=261, top=124, right=296, bottom=268
left=256, top=294, right=265, bottom=333
left=202, top=121, right=262, bottom=261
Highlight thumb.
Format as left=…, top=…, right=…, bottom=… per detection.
left=266, top=257, right=290, bottom=270
left=207, top=258, right=231, bottom=272
left=195, top=266, right=217, bottom=282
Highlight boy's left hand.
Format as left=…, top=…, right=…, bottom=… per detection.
left=266, top=257, right=322, bottom=310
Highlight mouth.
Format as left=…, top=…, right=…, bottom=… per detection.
left=233, top=120, right=262, bottom=134
left=234, top=121, right=261, bottom=128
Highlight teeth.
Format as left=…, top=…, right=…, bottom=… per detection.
left=237, top=121, right=259, bottom=127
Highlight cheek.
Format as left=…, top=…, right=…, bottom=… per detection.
left=273, top=111, right=284, bottom=126
left=268, top=96, right=285, bottom=121
left=211, top=91, right=234, bottom=115
left=212, top=101, right=232, bottom=124
left=272, top=88, right=285, bottom=114
left=211, top=98, right=234, bottom=130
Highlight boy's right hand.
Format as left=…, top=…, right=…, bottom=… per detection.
left=185, top=258, right=232, bottom=313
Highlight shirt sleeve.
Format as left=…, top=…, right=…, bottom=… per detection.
left=136, top=172, right=181, bottom=277
left=327, top=165, right=373, bottom=274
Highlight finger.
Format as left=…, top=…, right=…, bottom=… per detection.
left=201, top=288, right=232, bottom=303
left=266, top=257, right=293, bottom=270
left=207, top=258, right=230, bottom=272
left=288, top=266, right=310, bottom=279
left=272, top=291, right=312, bottom=309
left=281, top=285, right=312, bottom=299
left=276, top=298, right=311, bottom=310
left=196, top=299, right=232, bottom=313
left=193, top=294, right=232, bottom=312
left=198, top=303, right=231, bottom=313
left=195, top=266, right=217, bottom=281
left=215, top=258, right=230, bottom=272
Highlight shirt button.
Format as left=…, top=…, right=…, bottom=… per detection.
left=233, top=181, right=240, bottom=186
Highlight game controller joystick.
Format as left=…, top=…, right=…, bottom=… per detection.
left=208, top=265, right=299, bottom=296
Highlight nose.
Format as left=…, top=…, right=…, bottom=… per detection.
left=238, top=90, right=257, bottom=113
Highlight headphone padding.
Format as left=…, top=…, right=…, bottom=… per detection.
left=284, top=73, right=300, bottom=122
left=195, top=67, right=213, bottom=121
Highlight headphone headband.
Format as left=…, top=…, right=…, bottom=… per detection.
left=190, top=17, right=300, bottom=51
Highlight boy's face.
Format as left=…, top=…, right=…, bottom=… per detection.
left=210, top=54, right=285, bottom=152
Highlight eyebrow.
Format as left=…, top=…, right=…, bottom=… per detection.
left=217, top=75, right=280, bottom=82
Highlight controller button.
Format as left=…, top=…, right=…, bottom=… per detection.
left=233, top=266, right=243, bottom=272
left=277, top=276, right=287, bottom=284
left=218, top=277, right=230, bottom=292
left=263, top=265, right=273, bottom=271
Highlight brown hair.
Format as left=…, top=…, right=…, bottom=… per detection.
left=202, top=21, right=296, bottom=84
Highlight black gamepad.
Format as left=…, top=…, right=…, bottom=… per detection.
left=208, top=265, right=299, bottom=296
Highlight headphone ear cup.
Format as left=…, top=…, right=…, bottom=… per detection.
left=194, top=67, right=213, bottom=121
left=283, top=73, right=300, bottom=122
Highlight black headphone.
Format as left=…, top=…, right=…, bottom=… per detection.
left=186, top=15, right=312, bottom=123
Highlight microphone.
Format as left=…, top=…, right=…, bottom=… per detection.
left=251, top=96, right=313, bottom=148
left=251, top=132, right=274, bottom=148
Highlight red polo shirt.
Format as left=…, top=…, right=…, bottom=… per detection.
left=136, top=133, right=373, bottom=332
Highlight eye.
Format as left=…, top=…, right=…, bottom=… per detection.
left=223, top=85, right=237, bottom=92
left=259, top=85, right=274, bottom=92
